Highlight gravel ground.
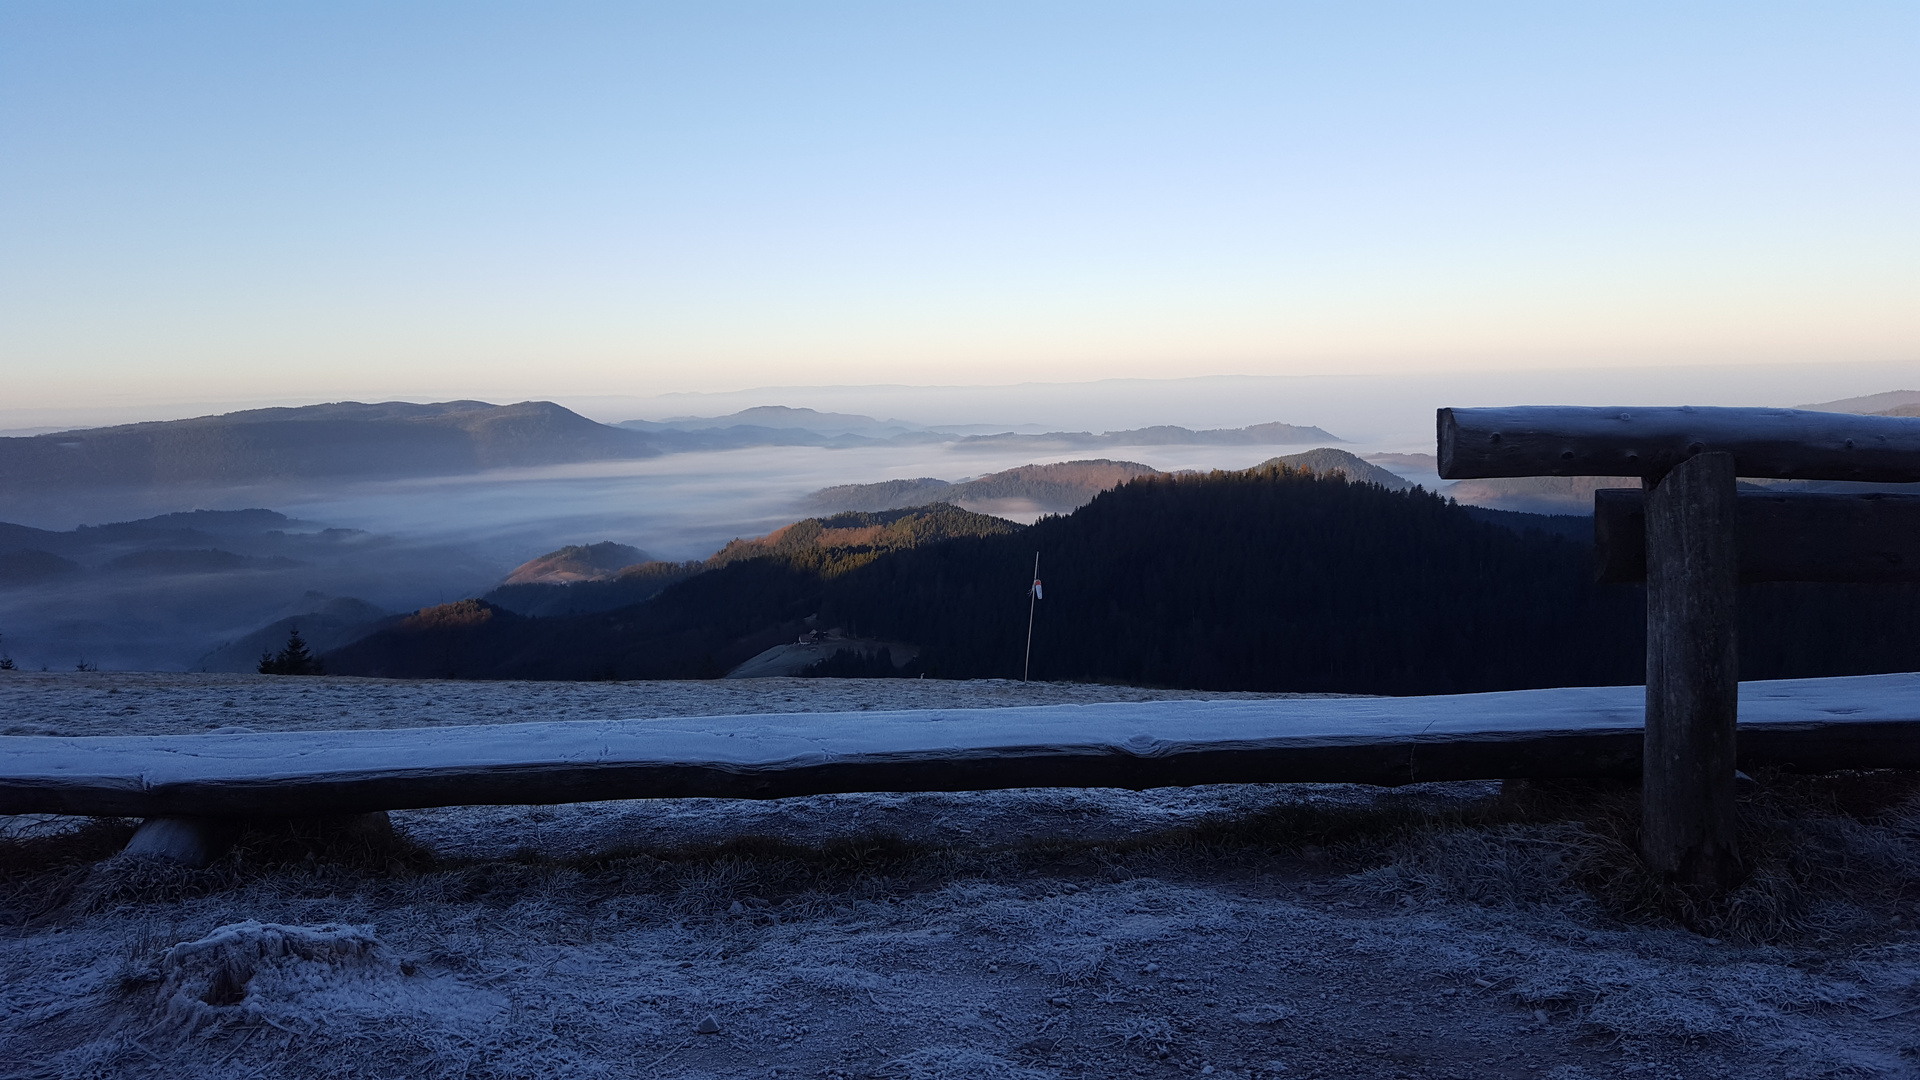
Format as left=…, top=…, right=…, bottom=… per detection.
left=2, top=672, right=1918, bottom=1079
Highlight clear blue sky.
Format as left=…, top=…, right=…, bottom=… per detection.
left=2, top=2, right=1914, bottom=418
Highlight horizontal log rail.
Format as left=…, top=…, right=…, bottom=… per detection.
left=1594, top=489, right=1920, bottom=584
left=1438, top=406, right=1920, bottom=482
left=1437, top=402, right=1920, bottom=892
left=4, top=673, right=1917, bottom=818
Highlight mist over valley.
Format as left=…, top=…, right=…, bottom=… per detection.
left=7, top=390, right=1918, bottom=678
left=0, top=400, right=1374, bottom=673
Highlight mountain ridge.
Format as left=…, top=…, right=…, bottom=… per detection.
left=0, top=400, right=658, bottom=492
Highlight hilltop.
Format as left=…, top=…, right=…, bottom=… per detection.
left=0, top=400, right=657, bottom=492
left=503, top=542, right=651, bottom=585
left=330, top=504, right=1019, bottom=676
left=807, top=448, right=1407, bottom=517
left=328, top=459, right=1920, bottom=689
left=808, top=460, right=1160, bottom=515
left=706, top=505, right=1019, bottom=575
left=1254, top=447, right=1413, bottom=490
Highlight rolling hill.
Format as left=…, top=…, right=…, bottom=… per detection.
left=1798, top=390, right=1920, bottom=414
left=0, top=400, right=658, bottom=492
left=503, top=542, right=651, bottom=585
left=705, top=505, right=1020, bottom=574
left=807, top=449, right=1405, bottom=517
left=1254, top=448, right=1413, bottom=490
left=0, top=507, right=497, bottom=672
left=807, top=460, right=1162, bottom=514
left=467, top=505, right=1016, bottom=623
left=194, top=597, right=393, bottom=673
left=328, top=504, right=1018, bottom=679
left=326, top=459, right=1920, bottom=690
left=482, top=560, right=704, bottom=619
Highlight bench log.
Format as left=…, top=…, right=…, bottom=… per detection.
left=3, top=674, right=1918, bottom=819
left=1438, top=406, right=1920, bottom=482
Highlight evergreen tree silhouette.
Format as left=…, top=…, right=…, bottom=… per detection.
left=259, top=625, right=323, bottom=675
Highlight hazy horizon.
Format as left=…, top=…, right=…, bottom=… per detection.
left=5, top=360, right=1918, bottom=446
left=4, top=5, right=1913, bottom=415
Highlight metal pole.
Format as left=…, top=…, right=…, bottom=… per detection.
left=1023, top=551, right=1039, bottom=683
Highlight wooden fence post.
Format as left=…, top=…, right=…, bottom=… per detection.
left=1641, top=450, right=1742, bottom=891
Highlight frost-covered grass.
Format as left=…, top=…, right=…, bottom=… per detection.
left=3, top=674, right=1920, bottom=1078
left=0, top=671, right=1297, bottom=739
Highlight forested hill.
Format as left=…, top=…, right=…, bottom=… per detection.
left=706, top=505, right=1019, bottom=575
left=325, top=464, right=1920, bottom=690
left=806, top=460, right=1159, bottom=515
left=0, top=400, right=656, bottom=492
left=821, top=465, right=1646, bottom=693
left=476, top=505, right=1015, bottom=619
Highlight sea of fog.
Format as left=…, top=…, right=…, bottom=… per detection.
left=2, top=439, right=1418, bottom=671
left=278, top=439, right=1400, bottom=565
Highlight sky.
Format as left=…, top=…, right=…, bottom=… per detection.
left=2, top=2, right=1915, bottom=424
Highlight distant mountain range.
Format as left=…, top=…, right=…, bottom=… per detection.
left=622, top=405, right=924, bottom=438
left=949, top=421, right=1338, bottom=451
left=0, top=508, right=351, bottom=570
left=1797, top=390, right=1920, bottom=415
left=0, top=399, right=1342, bottom=493
left=623, top=404, right=1339, bottom=448
left=624, top=407, right=1340, bottom=455
left=0, top=400, right=657, bottom=493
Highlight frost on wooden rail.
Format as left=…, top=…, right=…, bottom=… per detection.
left=3, top=673, right=1918, bottom=818
left=1438, top=405, right=1920, bottom=483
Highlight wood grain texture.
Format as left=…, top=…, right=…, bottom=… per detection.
left=4, top=674, right=1918, bottom=818
left=1641, top=452, right=1742, bottom=892
left=1438, top=406, right=1920, bottom=482
left=1594, top=489, right=1920, bottom=584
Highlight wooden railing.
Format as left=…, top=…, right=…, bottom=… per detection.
left=1440, top=405, right=1920, bottom=893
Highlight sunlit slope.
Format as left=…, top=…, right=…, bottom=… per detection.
left=328, top=461, right=1920, bottom=689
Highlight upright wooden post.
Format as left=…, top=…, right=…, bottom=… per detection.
left=1641, top=451, right=1742, bottom=891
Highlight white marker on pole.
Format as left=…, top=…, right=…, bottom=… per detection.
left=1023, top=552, right=1041, bottom=683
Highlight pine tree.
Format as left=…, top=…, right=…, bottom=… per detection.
left=259, top=625, right=323, bottom=676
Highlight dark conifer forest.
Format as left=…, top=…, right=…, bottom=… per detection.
left=326, top=464, right=1920, bottom=691
left=821, top=467, right=1647, bottom=692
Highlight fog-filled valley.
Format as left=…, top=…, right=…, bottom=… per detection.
left=0, top=400, right=1377, bottom=673
left=5, top=390, right=1919, bottom=678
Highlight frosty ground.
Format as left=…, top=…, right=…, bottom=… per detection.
left=2, top=674, right=1918, bottom=1079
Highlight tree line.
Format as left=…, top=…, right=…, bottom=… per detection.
left=324, top=464, right=1920, bottom=691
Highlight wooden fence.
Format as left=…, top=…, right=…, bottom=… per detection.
left=1441, top=404, right=1920, bottom=892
